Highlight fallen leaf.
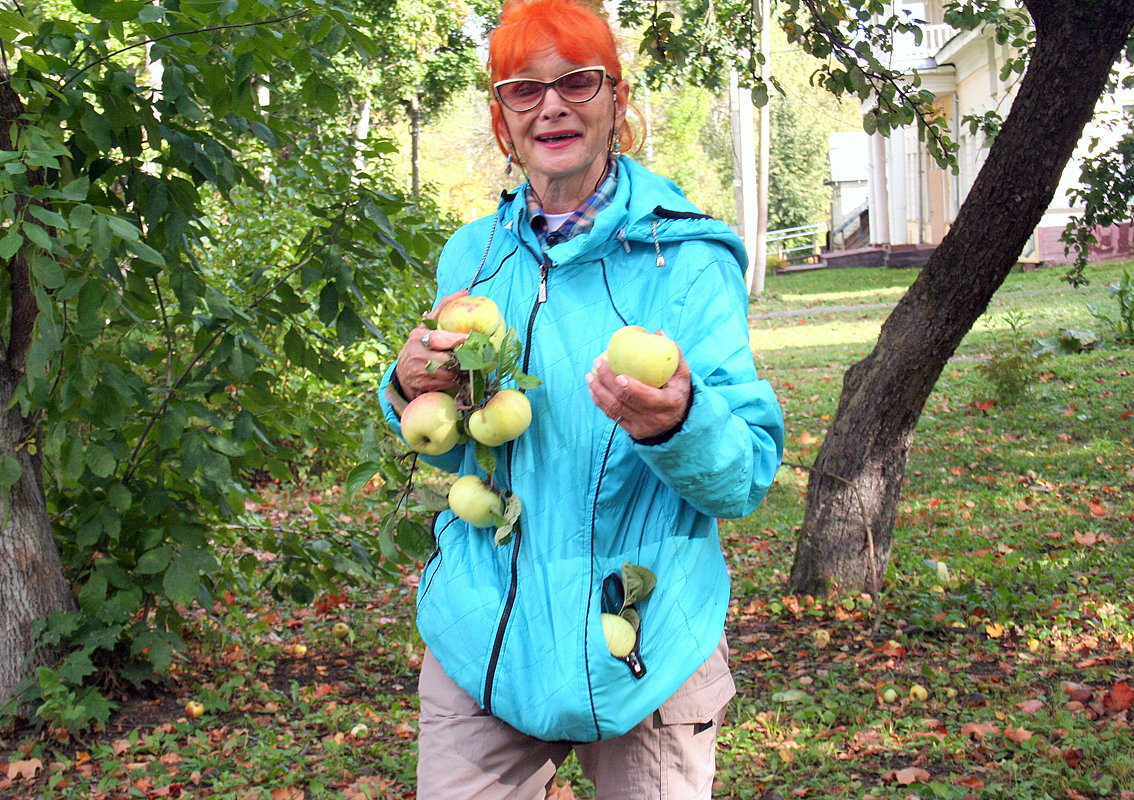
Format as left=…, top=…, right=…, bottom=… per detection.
left=1004, top=726, right=1033, bottom=743
left=956, top=775, right=985, bottom=791
left=6, top=759, right=43, bottom=781
left=1016, top=699, right=1045, bottom=714
left=546, top=783, right=580, bottom=800
left=985, top=623, right=1006, bottom=639
left=270, top=789, right=304, bottom=800
left=1087, top=499, right=1107, bottom=517
left=960, top=721, right=1000, bottom=739
left=1073, top=531, right=1098, bottom=546
left=1103, top=681, right=1134, bottom=712
left=887, top=767, right=930, bottom=785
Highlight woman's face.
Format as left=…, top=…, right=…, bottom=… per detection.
left=493, top=46, right=628, bottom=211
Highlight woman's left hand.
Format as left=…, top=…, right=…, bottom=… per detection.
left=586, top=349, right=692, bottom=441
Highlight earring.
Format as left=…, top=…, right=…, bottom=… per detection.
left=611, top=136, right=622, bottom=159
left=505, top=150, right=513, bottom=176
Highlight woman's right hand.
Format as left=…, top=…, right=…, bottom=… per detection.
left=394, top=291, right=470, bottom=401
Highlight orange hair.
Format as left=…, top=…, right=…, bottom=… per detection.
left=488, top=0, right=636, bottom=155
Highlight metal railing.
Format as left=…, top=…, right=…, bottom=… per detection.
left=768, top=222, right=829, bottom=263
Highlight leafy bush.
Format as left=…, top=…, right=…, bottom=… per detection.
left=974, top=311, right=1045, bottom=406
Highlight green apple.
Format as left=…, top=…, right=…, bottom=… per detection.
left=401, top=392, right=461, bottom=455
left=332, top=622, right=351, bottom=640
left=601, top=613, right=637, bottom=658
left=437, top=295, right=507, bottom=351
left=909, top=684, right=929, bottom=702
left=881, top=688, right=899, bottom=703
left=605, top=325, right=679, bottom=388
left=448, top=475, right=506, bottom=528
left=467, top=389, right=532, bottom=446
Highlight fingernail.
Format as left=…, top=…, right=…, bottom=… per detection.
left=585, top=373, right=594, bottom=385
left=616, top=375, right=628, bottom=387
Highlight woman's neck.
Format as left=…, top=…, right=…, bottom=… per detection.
left=529, top=158, right=610, bottom=214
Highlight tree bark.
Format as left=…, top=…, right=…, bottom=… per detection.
left=789, top=0, right=1134, bottom=595
left=409, top=94, right=421, bottom=196
left=0, top=63, right=76, bottom=704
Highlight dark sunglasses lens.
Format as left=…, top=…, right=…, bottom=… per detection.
left=500, top=81, right=545, bottom=110
left=555, top=70, right=603, bottom=101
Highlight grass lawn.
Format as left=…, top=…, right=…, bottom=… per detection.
left=2, top=261, right=1132, bottom=799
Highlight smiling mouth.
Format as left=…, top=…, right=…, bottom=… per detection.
left=535, top=132, right=581, bottom=143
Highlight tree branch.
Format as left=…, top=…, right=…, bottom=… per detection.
left=61, top=12, right=307, bottom=90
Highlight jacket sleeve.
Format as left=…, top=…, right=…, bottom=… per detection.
left=376, top=229, right=477, bottom=475
left=631, top=249, right=784, bottom=519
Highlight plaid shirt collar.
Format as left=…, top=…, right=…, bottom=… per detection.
left=525, top=158, right=619, bottom=249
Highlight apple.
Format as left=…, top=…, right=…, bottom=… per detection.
left=349, top=723, right=369, bottom=738
left=448, top=475, right=506, bottom=528
left=401, top=392, right=461, bottom=455
left=332, top=622, right=351, bottom=640
left=287, top=643, right=308, bottom=657
left=909, top=684, right=929, bottom=702
left=604, top=326, right=679, bottom=388
left=437, top=295, right=507, bottom=351
left=601, top=613, right=637, bottom=658
left=881, top=688, right=899, bottom=703
left=813, top=628, right=831, bottom=649
left=185, top=700, right=205, bottom=718
left=467, top=389, right=532, bottom=446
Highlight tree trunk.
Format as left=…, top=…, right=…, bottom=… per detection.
left=0, top=63, right=76, bottom=704
left=409, top=95, right=421, bottom=196
left=789, top=0, right=1134, bottom=595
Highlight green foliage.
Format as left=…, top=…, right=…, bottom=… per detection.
left=1087, top=269, right=1134, bottom=343
left=0, top=0, right=460, bottom=723
left=973, top=311, right=1043, bottom=406
left=1061, top=131, right=1134, bottom=287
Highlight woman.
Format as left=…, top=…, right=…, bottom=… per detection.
left=380, top=0, right=784, bottom=796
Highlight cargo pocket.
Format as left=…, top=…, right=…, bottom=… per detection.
left=657, top=634, right=735, bottom=729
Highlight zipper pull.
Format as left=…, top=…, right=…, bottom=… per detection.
left=617, top=227, right=631, bottom=253
left=619, top=648, right=647, bottom=679
left=538, top=257, right=550, bottom=303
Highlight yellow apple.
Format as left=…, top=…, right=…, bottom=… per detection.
left=909, top=684, right=929, bottom=702
left=185, top=700, right=205, bottom=718
left=601, top=613, right=637, bottom=658
left=881, top=688, right=899, bottom=703
left=400, top=392, right=461, bottom=455
left=467, top=389, right=532, bottom=446
left=448, top=475, right=506, bottom=528
left=437, top=295, right=507, bottom=351
left=332, top=622, right=351, bottom=640
left=605, top=326, right=679, bottom=388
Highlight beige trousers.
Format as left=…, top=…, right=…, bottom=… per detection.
left=415, top=636, right=734, bottom=800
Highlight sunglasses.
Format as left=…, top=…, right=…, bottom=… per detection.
left=493, top=66, right=616, bottom=113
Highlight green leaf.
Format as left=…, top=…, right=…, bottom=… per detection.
left=493, top=490, right=522, bottom=546
left=0, top=230, right=22, bottom=260
left=621, top=562, right=657, bottom=608
left=771, top=689, right=810, bottom=704
left=345, top=460, right=381, bottom=497
left=31, top=256, right=65, bottom=290
left=0, top=455, right=22, bottom=489
left=136, top=545, right=174, bottom=575
left=163, top=548, right=218, bottom=605
left=474, top=441, right=496, bottom=477
left=21, top=220, right=54, bottom=252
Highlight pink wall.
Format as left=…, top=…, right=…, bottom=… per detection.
left=1037, top=222, right=1134, bottom=264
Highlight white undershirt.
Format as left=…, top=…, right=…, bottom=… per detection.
left=543, top=211, right=572, bottom=232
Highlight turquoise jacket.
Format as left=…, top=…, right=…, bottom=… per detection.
left=380, top=157, right=784, bottom=742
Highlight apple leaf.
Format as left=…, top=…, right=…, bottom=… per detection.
left=413, top=483, right=450, bottom=512
left=621, top=562, right=656, bottom=608
left=475, top=441, right=496, bottom=477
left=494, top=491, right=523, bottom=546
left=344, top=460, right=381, bottom=497
left=422, top=317, right=439, bottom=330
left=456, top=333, right=493, bottom=371
left=514, top=371, right=543, bottom=390
left=620, top=607, right=641, bottom=632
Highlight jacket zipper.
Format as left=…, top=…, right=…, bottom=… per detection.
left=482, top=253, right=551, bottom=714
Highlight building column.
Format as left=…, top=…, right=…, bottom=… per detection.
left=868, top=132, right=891, bottom=245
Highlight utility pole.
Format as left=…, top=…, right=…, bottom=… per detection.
left=753, top=0, right=771, bottom=296
left=733, top=0, right=772, bottom=296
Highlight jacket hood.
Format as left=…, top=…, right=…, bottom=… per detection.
left=498, top=156, right=749, bottom=274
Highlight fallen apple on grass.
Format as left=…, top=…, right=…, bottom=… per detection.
left=437, top=295, right=507, bottom=351
left=604, top=326, right=679, bottom=388
left=332, top=622, right=351, bottom=640
left=185, top=701, right=205, bottom=719
left=448, top=475, right=506, bottom=528
left=467, top=389, right=532, bottom=446
left=401, top=392, right=461, bottom=455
